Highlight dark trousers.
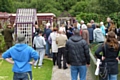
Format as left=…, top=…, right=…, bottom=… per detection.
left=13, top=71, right=32, bottom=80
left=52, top=52, right=58, bottom=65
left=57, top=47, right=67, bottom=68
left=5, top=41, right=12, bottom=49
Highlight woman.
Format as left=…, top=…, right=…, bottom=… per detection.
left=49, top=27, right=58, bottom=65
left=95, top=31, right=120, bottom=80
left=108, top=20, right=117, bottom=34
left=81, top=24, right=89, bottom=44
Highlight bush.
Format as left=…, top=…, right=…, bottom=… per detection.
left=0, top=34, right=6, bottom=53
left=76, top=12, right=99, bottom=23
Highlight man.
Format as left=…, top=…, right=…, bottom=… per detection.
left=33, top=31, right=46, bottom=68
left=44, top=26, right=52, bottom=58
left=66, top=29, right=90, bottom=80
left=56, top=30, right=68, bottom=69
left=2, top=34, right=39, bottom=80
left=1, top=23, right=14, bottom=49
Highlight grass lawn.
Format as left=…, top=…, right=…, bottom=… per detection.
left=0, top=59, right=53, bottom=80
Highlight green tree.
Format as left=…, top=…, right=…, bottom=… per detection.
left=0, top=0, right=14, bottom=12
left=98, top=0, right=119, bottom=15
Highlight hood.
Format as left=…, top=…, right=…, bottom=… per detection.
left=95, top=28, right=102, bottom=33
left=14, top=44, right=28, bottom=52
left=70, top=35, right=82, bottom=42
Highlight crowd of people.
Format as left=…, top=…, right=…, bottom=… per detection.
left=1, top=17, right=120, bottom=80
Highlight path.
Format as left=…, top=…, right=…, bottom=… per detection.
left=51, top=65, right=93, bottom=80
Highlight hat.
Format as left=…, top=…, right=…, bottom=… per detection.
left=81, top=24, right=87, bottom=29
left=17, top=34, right=25, bottom=43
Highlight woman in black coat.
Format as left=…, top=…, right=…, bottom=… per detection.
left=95, top=31, right=120, bottom=80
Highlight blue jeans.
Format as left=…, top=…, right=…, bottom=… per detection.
left=108, top=74, right=117, bottom=80
left=45, top=40, right=51, bottom=55
left=13, top=71, right=32, bottom=80
left=71, top=65, right=87, bottom=80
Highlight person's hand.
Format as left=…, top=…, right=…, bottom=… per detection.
left=102, top=56, right=105, bottom=60
left=116, top=57, right=119, bottom=61
left=29, top=60, right=35, bottom=65
left=86, top=64, right=90, bottom=67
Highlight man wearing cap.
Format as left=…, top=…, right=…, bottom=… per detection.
left=2, top=34, right=39, bottom=80
left=1, top=23, right=14, bottom=49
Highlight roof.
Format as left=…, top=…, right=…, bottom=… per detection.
left=10, top=13, right=56, bottom=17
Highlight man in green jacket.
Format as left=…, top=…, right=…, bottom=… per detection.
left=2, top=23, right=14, bottom=49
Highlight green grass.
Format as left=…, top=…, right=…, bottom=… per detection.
left=0, top=59, right=53, bottom=80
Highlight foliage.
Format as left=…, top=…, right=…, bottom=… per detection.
left=0, top=35, right=6, bottom=53
left=0, top=59, right=53, bottom=80
left=76, top=12, right=99, bottom=23
left=0, top=0, right=14, bottom=12
left=1, top=0, right=120, bottom=24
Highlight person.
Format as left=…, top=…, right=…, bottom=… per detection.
left=49, top=27, right=58, bottom=65
left=44, top=26, right=52, bottom=57
left=87, top=23, right=94, bottom=43
left=95, top=31, right=120, bottom=80
left=106, top=17, right=111, bottom=33
left=100, top=22, right=106, bottom=36
left=2, top=34, right=39, bottom=80
left=1, top=23, right=14, bottom=49
left=93, top=24, right=105, bottom=43
left=81, top=24, right=89, bottom=44
left=66, top=29, right=90, bottom=80
left=33, top=31, right=46, bottom=68
left=90, top=20, right=96, bottom=29
left=108, top=20, right=117, bottom=34
left=56, top=30, right=68, bottom=69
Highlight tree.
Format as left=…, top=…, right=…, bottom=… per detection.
left=0, top=0, right=14, bottom=12
left=98, top=0, right=119, bottom=15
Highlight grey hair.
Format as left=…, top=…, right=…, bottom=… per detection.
left=73, top=29, right=80, bottom=36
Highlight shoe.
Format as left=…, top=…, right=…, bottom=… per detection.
left=63, top=67, right=68, bottom=69
left=38, top=67, right=41, bottom=69
left=58, top=67, right=61, bottom=69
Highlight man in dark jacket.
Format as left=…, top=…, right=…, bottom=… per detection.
left=66, top=29, right=90, bottom=80
left=2, top=23, right=14, bottom=49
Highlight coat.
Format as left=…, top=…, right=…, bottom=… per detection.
left=49, top=32, right=58, bottom=53
left=95, top=43, right=120, bottom=74
left=81, top=29, right=89, bottom=44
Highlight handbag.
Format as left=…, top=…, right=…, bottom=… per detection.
left=99, top=62, right=108, bottom=79
left=99, top=44, right=108, bottom=80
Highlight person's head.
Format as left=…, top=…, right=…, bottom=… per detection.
left=100, top=22, right=104, bottom=26
left=7, top=23, right=12, bottom=28
left=110, top=20, right=115, bottom=25
left=87, top=23, right=92, bottom=28
left=73, top=29, right=80, bottom=36
left=106, top=31, right=119, bottom=51
left=17, top=34, right=26, bottom=43
left=90, top=20, right=94, bottom=23
left=107, top=17, right=111, bottom=22
left=80, top=20, right=84, bottom=24
left=53, top=27, right=58, bottom=32
left=38, top=30, right=43, bottom=36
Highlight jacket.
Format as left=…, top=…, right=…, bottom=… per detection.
left=93, top=28, right=105, bottom=42
left=95, top=43, right=120, bottom=74
left=66, top=35, right=90, bottom=66
left=2, top=44, right=39, bottom=73
left=2, top=27, right=14, bottom=42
